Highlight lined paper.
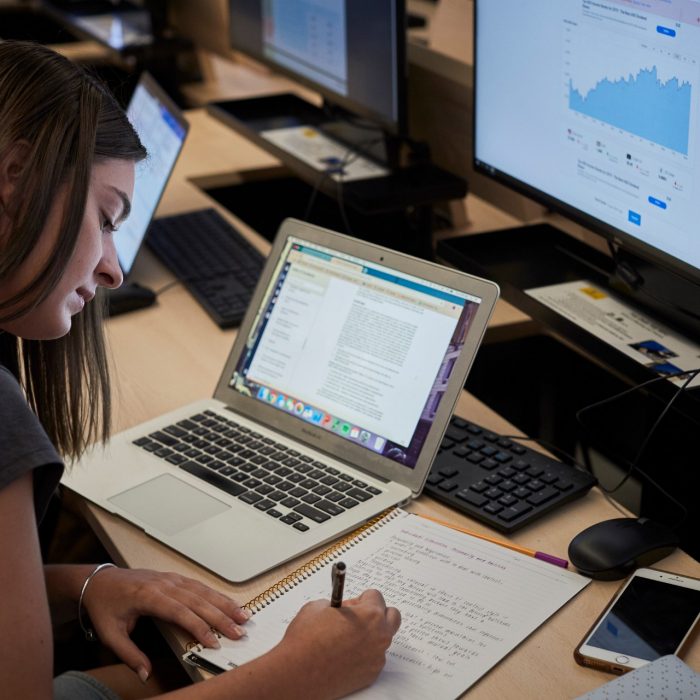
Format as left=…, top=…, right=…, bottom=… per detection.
left=186, top=510, right=589, bottom=698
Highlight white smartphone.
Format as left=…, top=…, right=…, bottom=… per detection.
left=575, top=567, right=700, bottom=674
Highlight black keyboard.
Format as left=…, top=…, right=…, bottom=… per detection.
left=424, top=417, right=597, bottom=533
left=146, top=208, right=265, bottom=328
left=132, top=410, right=382, bottom=532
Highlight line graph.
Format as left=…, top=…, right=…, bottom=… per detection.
left=568, top=66, right=692, bottom=154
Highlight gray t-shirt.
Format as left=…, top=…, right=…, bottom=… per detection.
left=0, top=365, right=63, bottom=521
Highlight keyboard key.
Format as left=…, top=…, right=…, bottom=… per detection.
left=466, top=452, right=485, bottom=464
left=150, top=431, right=178, bottom=446
left=526, top=487, right=558, bottom=506
left=280, top=513, right=302, bottom=524
left=347, top=488, right=372, bottom=502
left=470, top=481, right=489, bottom=493
left=179, top=461, right=246, bottom=498
left=484, top=487, right=503, bottom=500
left=254, top=499, right=275, bottom=511
left=484, top=502, right=503, bottom=514
left=445, top=424, right=471, bottom=443
left=281, top=497, right=301, bottom=508
left=267, top=490, right=287, bottom=502
left=481, top=458, right=498, bottom=470
left=316, top=500, right=345, bottom=517
left=294, top=504, right=331, bottom=523
left=327, top=491, right=345, bottom=502
left=438, top=480, right=458, bottom=492
left=554, top=480, right=574, bottom=492
left=239, top=491, right=263, bottom=504
left=302, top=493, right=321, bottom=504
left=366, top=486, right=382, bottom=495
left=313, top=485, right=332, bottom=496
left=293, top=522, right=310, bottom=532
left=133, top=436, right=150, bottom=447
left=165, top=454, right=186, bottom=465
left=526, top=480, right=544, bottom=491
left=267, top=509, right=283, bottom=518
left=456, top=490, right=488, bottom=507
left=498, top=494, right=517, bottom=507
left=498, top=503, right=533, bottom=522
left=485, top=474, right=502, bottom=485
left=438, top=467, right=458, bottom=478
left=339, top=498, right=359, bottom=509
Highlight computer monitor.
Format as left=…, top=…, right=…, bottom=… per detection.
left=473, top=0, right=700, bottom=337
left=228, top=0, right=406, bottom=135
left=116, top=71, right=188, bottom=276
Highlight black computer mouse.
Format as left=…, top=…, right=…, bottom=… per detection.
left=568, top=517, right=679, bottom=580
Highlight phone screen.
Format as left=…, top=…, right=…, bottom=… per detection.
left=586, top=576, right=700, bottom=661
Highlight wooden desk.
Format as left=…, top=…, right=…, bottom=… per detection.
left=70, top=106, right=700, bottom=699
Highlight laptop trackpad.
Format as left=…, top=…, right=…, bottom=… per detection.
left=109, top=474, right=229, bottom=536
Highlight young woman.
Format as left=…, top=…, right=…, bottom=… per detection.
left=0, top=41, right=400, bottom=700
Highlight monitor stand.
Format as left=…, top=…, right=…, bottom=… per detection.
left=106, top=282, right=156, bottom=317
left=205, top=94, right=466, bottom=257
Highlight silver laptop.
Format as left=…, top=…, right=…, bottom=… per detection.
left=64, top=219, right=499, bottom=582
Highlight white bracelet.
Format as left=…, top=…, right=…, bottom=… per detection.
left=78, top=563, right=117, bottom=641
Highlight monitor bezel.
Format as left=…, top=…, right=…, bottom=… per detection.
left=227, top=0, right=408, bottom=136
left=472, top=0, right=700, bottom=289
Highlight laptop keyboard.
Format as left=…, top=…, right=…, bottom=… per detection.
left=132, top=410, right=382, bottom=532
left=424, top=417, right=597, bottom=533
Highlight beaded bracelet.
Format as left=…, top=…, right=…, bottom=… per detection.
left=78, top=562, right=117, bottom=641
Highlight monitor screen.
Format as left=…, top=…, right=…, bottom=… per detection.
left=228, top=0, right=405, bottom=132
left=228, top=237, right=482, bottom=468
left=117, top=73, right=188, bottom=275
left=474, top=0, right=700, bottom=284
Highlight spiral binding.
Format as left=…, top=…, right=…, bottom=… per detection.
left=245, top=508, right=400, bottom=613
left=184, top=507, right=400, bottom=653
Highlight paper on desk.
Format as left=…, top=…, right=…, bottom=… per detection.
left=187, top=510, right=589, bottom=699
left=526, top=280, right=700, bottom=388
left=260, top=126, right=390, bottom=182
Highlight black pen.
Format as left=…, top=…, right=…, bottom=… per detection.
left=330, top=561, right=346, bottom=608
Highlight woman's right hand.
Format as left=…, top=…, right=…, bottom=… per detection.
left=270, top=589, right=401, bottom=699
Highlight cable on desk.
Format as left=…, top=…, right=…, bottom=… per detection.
left=154, top=279, right=183, bottom=296
left=575, top=367, right=699, bottom=529
left=303, top=137, right=385, bottom=238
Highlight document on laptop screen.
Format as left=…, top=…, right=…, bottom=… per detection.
left=230, top=239, right=483, bottom=468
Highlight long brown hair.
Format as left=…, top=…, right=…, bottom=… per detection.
left=0, top=41, right=147, bottom=460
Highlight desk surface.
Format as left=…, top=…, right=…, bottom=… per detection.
left=72, top=91, right=699, bottom=699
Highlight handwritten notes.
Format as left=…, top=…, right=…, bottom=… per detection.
left=186, top=510, right=589, bottom=698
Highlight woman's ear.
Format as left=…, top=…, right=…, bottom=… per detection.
left=0, top=142, right=30, bottom=211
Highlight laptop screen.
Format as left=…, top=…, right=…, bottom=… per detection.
left=228, top=237, right=483, bottom=469
left=116, top=75, right=187, bottom=275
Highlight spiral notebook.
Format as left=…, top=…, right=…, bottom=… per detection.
left=183, top=509, right=589, bottom=697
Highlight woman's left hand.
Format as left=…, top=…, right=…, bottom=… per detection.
left=81, top=567, right=249, bottom=681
